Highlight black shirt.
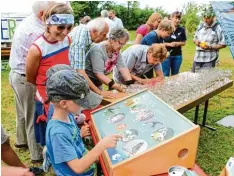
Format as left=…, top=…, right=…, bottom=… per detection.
left=164, top=26, right=186, bottom=56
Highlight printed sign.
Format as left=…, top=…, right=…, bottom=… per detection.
left=1, top=18, right=24, bottom=42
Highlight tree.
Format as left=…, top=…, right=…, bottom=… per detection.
left=181, top=2, right=201, bottom=36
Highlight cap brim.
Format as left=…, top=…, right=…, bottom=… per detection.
left=75, top=91, right=102, bottom=110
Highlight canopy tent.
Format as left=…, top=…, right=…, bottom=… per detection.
left=211, top=1, right=234, bottom=58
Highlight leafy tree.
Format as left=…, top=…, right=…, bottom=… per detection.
left=70, top=1, right=201, bottom=35
left=181, top=2, right=201, bottom=36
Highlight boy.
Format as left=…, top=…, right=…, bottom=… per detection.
left=140, top=19, right=174, bottom=78
left=141, top=19, right=174, bottom=46
left=45, top=65, right=121, bottom=175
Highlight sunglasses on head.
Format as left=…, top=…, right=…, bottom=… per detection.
left=57, top=25, right=73, bottom=31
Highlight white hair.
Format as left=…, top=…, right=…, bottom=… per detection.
left=86, top=18, right=107, bottom=33
left=32, top=1, right=52, bottom=16
left=101, top=10, right=108, bottom=18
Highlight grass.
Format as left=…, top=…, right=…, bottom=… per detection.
left=1, top=31, right=234, bottom=176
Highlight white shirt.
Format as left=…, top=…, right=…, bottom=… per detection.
left=9, top=14, right=44, bottom=74
left=104, top=17, right=116, bottom=37
left=112, top=17, right=123, bottom=28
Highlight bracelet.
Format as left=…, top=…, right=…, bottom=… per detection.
left=125, top=80, right=135, bottom=85
left=108, top=79, right=115, bottom=90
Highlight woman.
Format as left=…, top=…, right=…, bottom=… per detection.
left=163, top=11, right=187, bottom=76
left=135, top=13, right=162, bottom=44
left=85, top=28, right=133, bottom=92
left=113, top=44, right=167, bottom=84
left=26, top=3, right=73, bottom=146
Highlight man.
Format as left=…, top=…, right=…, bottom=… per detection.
left=69, top=18, right=115, bottom=98
left=101, top=9, right=116, bottom=38
left=8, top=1, right=53, bottom=163
left=1, top=125, right=44, bottom=175
left=192, top=6, right=226, bottom=72
left=108, top=10, right=124, bottom=28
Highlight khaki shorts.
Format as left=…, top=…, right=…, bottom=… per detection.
left=1, top=125, right=9, bottom=145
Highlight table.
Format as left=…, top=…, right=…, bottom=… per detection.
left=1, top=47, right=11, bottom=57
left=101, top=73, right=233, bottom=131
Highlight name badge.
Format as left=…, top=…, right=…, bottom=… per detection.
left=171, top=35, right=176, bottom=39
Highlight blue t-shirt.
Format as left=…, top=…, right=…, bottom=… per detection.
left=46, top=115, right=95, bottom=176
left=141, top=31, right=164, bottom=46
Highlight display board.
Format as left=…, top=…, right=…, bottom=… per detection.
left=91, top=90, right=200, bottom=176
left=1, top=17, right=25, bottom=42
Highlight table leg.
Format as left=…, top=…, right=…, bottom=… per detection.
left=201, top=100, right=216, bottom=131
left=194, top=105, right=199, bottom=124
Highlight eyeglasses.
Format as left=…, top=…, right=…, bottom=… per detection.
left=56, top=25, right=73, bottom=32
left=117, top=40, right=125, bottom=46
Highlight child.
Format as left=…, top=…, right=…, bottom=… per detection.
left=45, top=65, right=121, bottom=175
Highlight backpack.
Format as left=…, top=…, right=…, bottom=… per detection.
left=197, top=22, right=219, bottom=33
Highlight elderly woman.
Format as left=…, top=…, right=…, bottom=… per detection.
left=135, top=12, right=162, bottom=44
left=113, top=44, right=167, bottom=84
left=26, top=3, right=73, bottom=146
left=85, top=28, right=133, bottom=92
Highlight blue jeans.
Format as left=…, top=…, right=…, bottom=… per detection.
left=161, top=55, right=182, bottom=76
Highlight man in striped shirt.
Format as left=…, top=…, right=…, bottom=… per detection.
left=69, top=18, right=115, bottom=98
left=8, top=1, right=53, bottom=163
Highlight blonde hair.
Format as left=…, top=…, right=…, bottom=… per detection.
left=158, top=19, right=175, bottom=33
left=42, top=2, right=73, bottom=23
left=146, top=13, right=162, bottom=26
left=109, top=10, right=116, bottom=15
left=148, top=44, right=168, bottom=62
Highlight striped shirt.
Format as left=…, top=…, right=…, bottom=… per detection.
left=193, top=21, right=226, bottom=62
left=9, top=14, right=44, bottom=74
left=69, top=25, right=92, bottom=70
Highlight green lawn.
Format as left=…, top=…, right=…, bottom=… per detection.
left=1, top=31, right=234, bottom=176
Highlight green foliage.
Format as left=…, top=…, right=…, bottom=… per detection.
left=181, top=2, right=201, bottom=36
left=70, top=1, right=169, bottom=30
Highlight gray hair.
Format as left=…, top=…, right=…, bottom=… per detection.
left=109, top=28, right=129, bottom=41
left=32, top=1, right=52, bottom=16
left=80, top=16, right=91, bottom=24
left=101, top=10, right=108, bottom=18
left=86, top=18, right=107, bottom=33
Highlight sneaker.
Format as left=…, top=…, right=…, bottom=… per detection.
left=42, top=147, right=51, bottom=172
left=29, top=167, right=44, bottom=175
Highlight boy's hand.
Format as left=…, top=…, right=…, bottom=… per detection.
left=100, top=134, right=122, bottom=149
left=80, top=122, right=90, bottom=138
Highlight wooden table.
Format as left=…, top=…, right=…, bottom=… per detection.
left=102, top=73, right=233, bottom=130
left=1, top=47, right=11, bottom=57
